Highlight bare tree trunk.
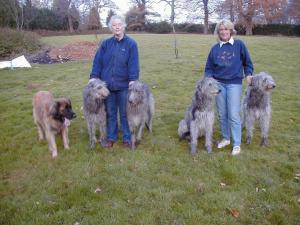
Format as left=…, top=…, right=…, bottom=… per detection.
left=68, top=13, right=74, bottom=32
left=245, top=17, right=253, bottom=35
left=170, top=0, right=175, bottom=24
left=203, top=0, right=209, bottom=34
left=229, top=1, right=234, bottom=22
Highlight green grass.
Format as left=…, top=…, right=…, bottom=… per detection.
left=0, top=34, right=299, bottom=225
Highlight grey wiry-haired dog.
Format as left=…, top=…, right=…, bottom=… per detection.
left=83, top=78, right=110, bottom=149
left=127, top=80, right=155, bottom=150
left=178, top=77, right=221, bottom=155
left=242, top=72, right=276, bottom=146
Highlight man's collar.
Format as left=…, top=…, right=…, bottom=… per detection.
left=114, top=34, right=126, bottom=42
left=219, top=37, right=234, bottom=47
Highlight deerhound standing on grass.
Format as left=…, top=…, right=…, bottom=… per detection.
left=83, top=78, right=110, bottom=149
left=127, top=81, right=155, bottom=150
left=242, top=72, right=276, bottom=146
left=178, top=77, right=221, bottom=155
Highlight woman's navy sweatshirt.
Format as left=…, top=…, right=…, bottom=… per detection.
left=204, top=39, right=253, bottom=84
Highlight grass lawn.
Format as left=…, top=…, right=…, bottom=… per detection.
left=0, top=34, right=299, bottom=225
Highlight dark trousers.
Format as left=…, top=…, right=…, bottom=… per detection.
left=105, top=89, right=131, bottom=143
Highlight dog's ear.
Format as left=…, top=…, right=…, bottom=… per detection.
left=49, top=101, right=61, bottom=119
left=196, top=80, right=204, bottom=93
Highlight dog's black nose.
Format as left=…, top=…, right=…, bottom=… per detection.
left=72, top=112, right=77, bottom=119
left=218, top=89, right=221, bottom=93
left=272, top=85, right=276, bottom=88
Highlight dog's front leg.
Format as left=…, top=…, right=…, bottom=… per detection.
left=136, top=121, right=145, bottom=144
left=190, top=121, right=199, bottom=155
left=46, top=133, right=58, bottom=158
left=245, top=112, right=255, bottom=145
left=259, top=112, right=270, bottom=146
left=87, top=119, right=96, bottom=149
left=130, top=128, right=137, bottom=151
left=62, top=127, right=70, bottom=150
left=99, top=116, right=107, bottom=145
left=205, top=127, right=213, bottom=153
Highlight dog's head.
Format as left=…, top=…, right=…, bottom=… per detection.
left=88, top=78, right=110, bottom=100
left=128, top=81, right=146, bottom=105
left=251, top=72, right=276, bottom=92
left=52, top=97, right=76, bottom=121
left=196, top=77, right=221, bottom=98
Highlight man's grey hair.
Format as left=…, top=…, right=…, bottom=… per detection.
left=214, top=19, right=237, bottom=40
left=108, top=15, right=127, bottom=31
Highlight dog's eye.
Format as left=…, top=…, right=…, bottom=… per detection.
left=97, top=86, right=102, bottom=90
left=209, top=83, right=212, bottom=86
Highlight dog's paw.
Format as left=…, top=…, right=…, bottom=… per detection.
left=246, top=136, right=252, bottom=145
left=52, top=152, right=58, bottom=158
left=260, top=138, right=269, bottom=147
left=206, top=148, right=212, bottom=154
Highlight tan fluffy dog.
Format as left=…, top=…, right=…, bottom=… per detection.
left=33, top=91, right=76, bottom=158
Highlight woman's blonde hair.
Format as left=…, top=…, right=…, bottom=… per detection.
left=214, top=19, right=237, bottom=40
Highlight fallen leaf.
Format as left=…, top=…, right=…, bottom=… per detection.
left=220, top=182, right=226, bottom=187
left=297, top=197, right=300, bottom=203
left=255, top=187, right=259, bottom=192
left=228, top=208, right=239, bottom=218
left=94, top=188, right=102, bottom=193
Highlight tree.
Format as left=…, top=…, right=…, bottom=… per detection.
left=288, top=0, right=300, bottom=24
left=215, top=0, right=235, bottom=22
left=125, top=6, right=146, bottom=30
left=0, top=0, right=16, bottom=27
left=158, top=0, right=184, bottom=25
left=88, top=6, right=102, bottom=29
left=128, top=0, right=159, bottom=29
left=82, top=0, right=117, bottom=28
left=184, top=0, right=218, bottom=34
left=106, top=9, right=115, bottom=26
left=261, top=0, right=288, bottom=24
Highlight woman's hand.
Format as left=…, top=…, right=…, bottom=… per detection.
left=246, top=75, right=253, bottom=85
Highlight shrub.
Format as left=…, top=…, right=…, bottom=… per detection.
left=0, top=28, right=43, bottom=58
left=29, top=8, right=65, bottom=30
left=145, top=21, right=172, bottom=34
left=253, top=24, right=300, bottom=36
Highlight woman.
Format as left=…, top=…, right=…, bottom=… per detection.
left=90, top=15, right=140, bottom=148
left=204, top=19, right=253, bottom=155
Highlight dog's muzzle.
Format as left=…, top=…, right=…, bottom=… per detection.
left=71, top=112, right=77, bottom=119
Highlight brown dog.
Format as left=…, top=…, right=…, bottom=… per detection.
left=33, top=91, right=76, bottom=158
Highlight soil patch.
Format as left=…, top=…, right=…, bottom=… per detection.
left=26, top=41, right=98, bottom=64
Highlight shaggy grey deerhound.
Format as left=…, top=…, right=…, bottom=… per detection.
left=127, top=80, right=155, bottom=150
left=83, top=78, right=110, bottom=149
left=178, top=77, right=220, bottom=155
left=242, top=72, right=276, bottom=146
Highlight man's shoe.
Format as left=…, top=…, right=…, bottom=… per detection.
left=217, top=139, right=230, bottom=149
left=101, top=140, right=114, bottom=149
left=231, top=146, right=241, bottom=156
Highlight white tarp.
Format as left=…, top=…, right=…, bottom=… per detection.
left=0, top=55, right=31, bottom=69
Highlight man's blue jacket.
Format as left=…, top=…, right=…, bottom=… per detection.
left=90, top=35, right=140, bottom=90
